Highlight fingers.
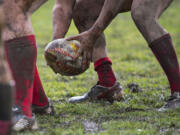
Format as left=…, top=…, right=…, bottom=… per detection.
left=66, top=35, right=79, bottom=41
left=87, top=51, right=92, bottom=62
left=85, top=52, right=91, bottom=67
left=82, top=50, right=92, bottom=70
left=67, top=35, right=83, bottom=60
left=82, top=51, right=88, bottom=70
left=74, top=47, right=83, bottom=60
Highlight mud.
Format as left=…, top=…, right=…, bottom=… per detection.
left=82, top=120, right=103, bottom=133
left=53, top=99, right=66, bottom=104
left=127, top=83, right=142, bottom=93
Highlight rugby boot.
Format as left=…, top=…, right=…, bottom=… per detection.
left=12, top=106, right=38, bottom=131
left=69, top=82, right=123, bottom=103
left=32, top=98, right=55, bottom=115
left=158, top=92, right=180, bottom=112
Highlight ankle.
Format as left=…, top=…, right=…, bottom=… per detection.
left=94, top=57, right=116, bottom=87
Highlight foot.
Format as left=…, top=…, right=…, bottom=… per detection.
left=12, top=106, right=38, bottom=131
left=158, top=92, right=180, bottom=112
left=13, top=114, right=38, bottom=132
left=69, top=82, right=123, bottom=103
left=32, top=98, right=55, bottom=115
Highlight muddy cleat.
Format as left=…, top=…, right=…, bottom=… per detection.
left=32, top=98, right=55, bottom=115
left=13, top=114, right=38, bottom=132
left=69, top=82, right=123, bottom=103
left=158, top=92, right=180, bottom=112
left=12, top=106, right=38, bottom=131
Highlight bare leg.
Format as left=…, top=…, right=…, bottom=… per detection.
left=0, top=8, right=14, bottom=135
left=0, top=9, right=12, bottom=84
left=131, top=0, right=173, bottom=43
left=131, top=0, right=180, bottom=95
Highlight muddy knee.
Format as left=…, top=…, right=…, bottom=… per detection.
left=131, top=8, right=167, bottom=43
left=131, top=0, right=169, bottom=43
left=73, top=0, right=103, bottom=32
left=131, top=7, right=153, bottom=30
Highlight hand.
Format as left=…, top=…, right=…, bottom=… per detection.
left=66, top=30, right=98, bottom=69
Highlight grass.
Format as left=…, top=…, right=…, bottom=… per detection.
left=16, top=0, right=180, bottom=135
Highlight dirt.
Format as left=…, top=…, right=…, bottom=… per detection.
left=82, top=120, right=103, bottom=133
left=127, top=83, right=142, bottom=93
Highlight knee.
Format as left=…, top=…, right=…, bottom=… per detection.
left=131, top=8, right=149, bottom=26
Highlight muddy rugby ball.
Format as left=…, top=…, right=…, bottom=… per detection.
left=44, top=38, right=89, bottom=76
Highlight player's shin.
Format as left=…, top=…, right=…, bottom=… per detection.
left=32, top=65, right=48, bottom=107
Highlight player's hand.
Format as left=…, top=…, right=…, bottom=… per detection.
left=66, top=30, right=97, bottom=69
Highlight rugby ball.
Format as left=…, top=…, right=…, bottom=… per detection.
left=44, top=38, right=89, bottom=76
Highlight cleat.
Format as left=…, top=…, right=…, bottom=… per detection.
left=68, top=93, right=89, bottom=103
left=12, top=106, right=38, bottom=131
left=69, top=82, right=123, bottom=103
left=13, top=114, right=38, bottom=132
left=158, top=92, right=180, bottom=112
left=32, top=98, right=55, bottom=115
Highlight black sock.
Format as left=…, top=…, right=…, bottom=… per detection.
left=0, top=83, right=13, bottom=121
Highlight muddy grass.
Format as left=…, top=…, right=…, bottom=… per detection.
left=83, top=120, right=103, bottom=133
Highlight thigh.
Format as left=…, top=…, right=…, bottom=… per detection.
left=131, top=0, right=173, bottom=19
left=118, top=0, right=133, bottom=13
left=0, top=9, right=12, bottom=83
left=73, top=0, right=106, bottom=48
left=73, top=0, right=133, bottom=31
left=73, top=0, right=104, bottom=32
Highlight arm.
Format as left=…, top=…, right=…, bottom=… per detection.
left=88, top=0, right=121, bottom=38
left=52, top=0, right=75, bottom=40
left=67, top=0, right=122, bottom=68
left=28, top=0, right=48, bottom=14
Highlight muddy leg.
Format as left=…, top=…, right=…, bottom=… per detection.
left=131, top=0, right=180, bottom=94
left=131, top=0, right=173, bottom=43
left=0, top=9, right=14, bottom=135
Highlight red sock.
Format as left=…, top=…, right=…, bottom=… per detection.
left=94, top=57, right=116, bottom=87
left=0, top=120, right=11, bottom=135
left=32, top=65, right=48, bottom=107
left=149, top=34, right=180, bottom=94
left=4, top=35, right=37, bottom=117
